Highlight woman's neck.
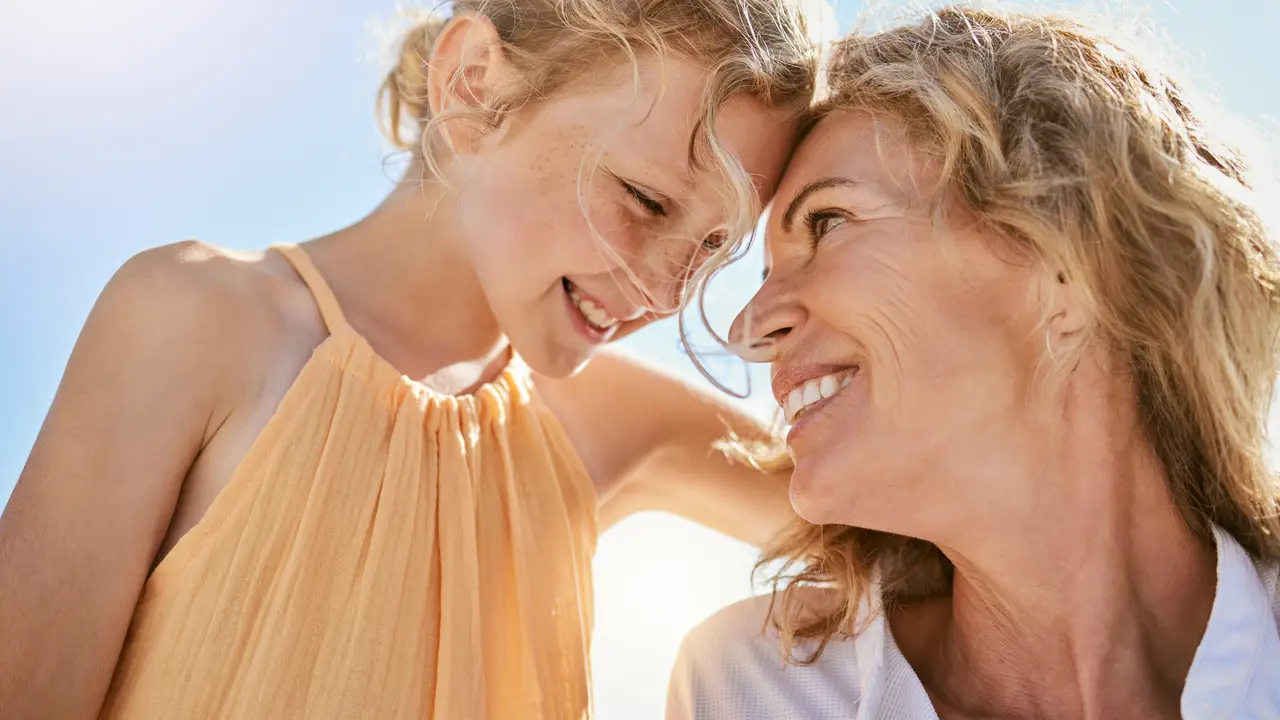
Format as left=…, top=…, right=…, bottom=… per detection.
left=893, top=373, right=1217, bottom=720
left=303, top=163, right=511, bottom=392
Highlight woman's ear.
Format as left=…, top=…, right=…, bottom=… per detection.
left=426, top=13, right=511, bottom=152
left=1042, top=265, right=1089, bottom=354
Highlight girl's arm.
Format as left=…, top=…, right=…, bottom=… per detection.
left=540, top=349, right=794, bottom=547
left=0, top=246, right=234, bottom=718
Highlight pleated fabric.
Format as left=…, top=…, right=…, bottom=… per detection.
left=100, top=244, right=598, bottom=720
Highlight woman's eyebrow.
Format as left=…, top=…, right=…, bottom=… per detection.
left=780, top=177, right=863, bottom=232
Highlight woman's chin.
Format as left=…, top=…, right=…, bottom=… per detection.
left=788, top=452, right=900, bottom=530
left=788, top=463, right=844, bottom=525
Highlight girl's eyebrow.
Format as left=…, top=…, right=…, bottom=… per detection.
left=613, top=138, right=688, bottom=192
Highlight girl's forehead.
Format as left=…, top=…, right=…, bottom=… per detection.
left=551, top=56, right=797, bottom=196
left=597, top=61, right=724, bottom=172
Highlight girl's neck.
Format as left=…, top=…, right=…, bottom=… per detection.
left=304, top=164, right=511, bottom=391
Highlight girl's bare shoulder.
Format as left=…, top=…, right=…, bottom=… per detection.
left=92, top=240, right=329, bottom=424
left=114, top=241, right=319, bottom=337
left=108, top=241, right=323, bottom=366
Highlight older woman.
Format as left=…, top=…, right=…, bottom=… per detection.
left=669, top=7, right=1280, bottom=719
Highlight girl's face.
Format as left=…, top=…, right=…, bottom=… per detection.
left=449, top=53, right=798, bottom=377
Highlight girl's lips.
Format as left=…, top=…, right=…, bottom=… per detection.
left=562, top=283, right=615, bottom=344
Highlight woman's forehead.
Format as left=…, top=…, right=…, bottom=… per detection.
left=773, top=111, right=930, bottom=210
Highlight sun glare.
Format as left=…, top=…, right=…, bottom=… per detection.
left=0, top=0, right=218, bottom=76
left=591, top=512, right=761, bottom=719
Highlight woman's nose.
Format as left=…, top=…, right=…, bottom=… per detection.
left=728, top=283, right=805, bottom=364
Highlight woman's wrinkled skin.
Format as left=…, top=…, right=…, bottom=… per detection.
left=730, top=111, right=1217, bottom=718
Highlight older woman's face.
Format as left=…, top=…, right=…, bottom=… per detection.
left=733, top=111, right=1055, bottom=532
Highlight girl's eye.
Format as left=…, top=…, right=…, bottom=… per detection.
left=700, top=231, right=728, bottom=253
left=621, top=180, right=666, bottom=217
left=803, top=209, right=849, bottom=246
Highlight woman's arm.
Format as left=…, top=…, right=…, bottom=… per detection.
left=0, top=246, right=234, bottom=718
left=540, top=349, right=794, bottom=547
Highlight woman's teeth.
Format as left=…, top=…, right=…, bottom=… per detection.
left=784, top=371, right=853, bottom=424
left=568, top=286, right=619, bottom=331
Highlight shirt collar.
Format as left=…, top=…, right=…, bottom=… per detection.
left=852, top=526, right=1280, bottom=719
left=1181, top=525, right=1280, bottom=718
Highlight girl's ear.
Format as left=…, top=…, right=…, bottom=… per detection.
left=426, top=13, right=511, bottom=153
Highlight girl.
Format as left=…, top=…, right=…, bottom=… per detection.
left=0, top=1, right=821, bottom=718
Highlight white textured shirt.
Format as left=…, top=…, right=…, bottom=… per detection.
left=668, top=526, right=1280, bottom=719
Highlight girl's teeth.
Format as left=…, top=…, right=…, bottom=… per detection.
left=568, top=287, right=618, bottom=330
left=783, top=370, right=855, bottom=424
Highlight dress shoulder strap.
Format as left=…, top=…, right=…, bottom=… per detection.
left=271, top=243, right=348, bottom=333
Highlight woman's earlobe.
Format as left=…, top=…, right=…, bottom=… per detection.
left=1040, top=264, right=1086, bottom=336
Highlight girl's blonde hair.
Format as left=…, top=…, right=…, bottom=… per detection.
left=376, top=0, right=824, bottom=316
left=756, top=5, right=1280, bottom=662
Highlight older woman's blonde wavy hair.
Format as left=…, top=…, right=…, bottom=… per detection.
left=748, top=5, right=1280, bottom=662
left=376, top=0, right=826, bottom=321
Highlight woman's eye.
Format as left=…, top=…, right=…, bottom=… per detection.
left=621, top=181, right=666, bottom=217
left=803, top=210, right=848, bottom=244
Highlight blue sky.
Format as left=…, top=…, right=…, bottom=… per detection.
left=1, top=1, right=1277, bottom=717
left=5, top=0, right=1277, bottom=500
